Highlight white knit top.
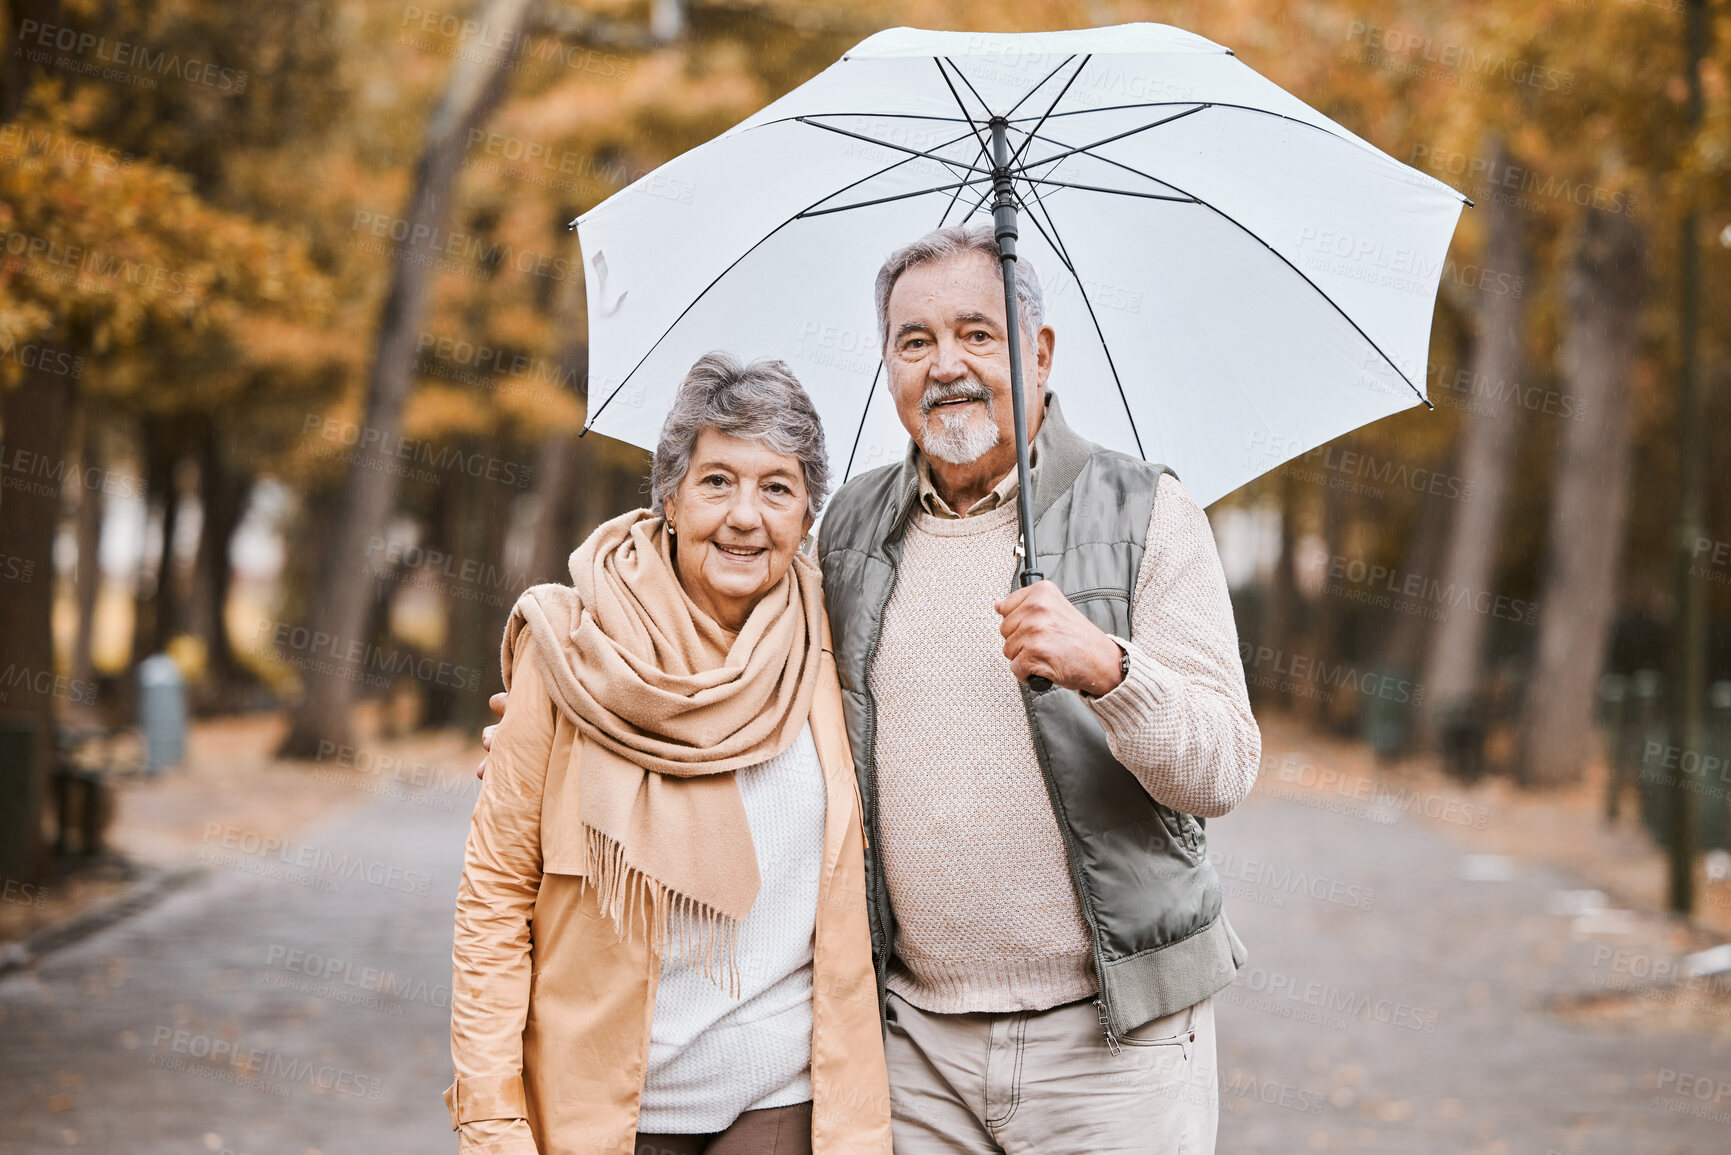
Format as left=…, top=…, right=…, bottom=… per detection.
left=637, top=723, right=827, bottom=1134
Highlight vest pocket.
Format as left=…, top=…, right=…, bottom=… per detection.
left=1064, top=587, right=1131, bottom=637
left=1065, top=587, right=1130, bottom=606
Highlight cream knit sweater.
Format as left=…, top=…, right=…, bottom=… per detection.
left=638, top=724, right=826, bottom=1133
left=869, top=472, right=1260, bottom=1014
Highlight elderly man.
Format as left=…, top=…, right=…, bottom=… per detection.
left=814, top=224, right=1259, bottom=1155
left=483, top=223, right=1259, bottom=1153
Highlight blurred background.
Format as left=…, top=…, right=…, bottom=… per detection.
left=1, top=1, right=1729, bottom=1152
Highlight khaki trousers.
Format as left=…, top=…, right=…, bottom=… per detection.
left=884, top=991, right=1217, bottom=1155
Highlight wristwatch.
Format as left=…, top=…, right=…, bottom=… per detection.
left=1084, top=639, right=1131, bottom=700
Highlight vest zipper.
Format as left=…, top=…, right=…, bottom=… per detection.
left=1017, top=678, right=1123, bottom=1052
left=852, top=773, right=868, bottom=850
left=860, top=498, right=914, bottom=1024
left=1014, top=462, right=1173, bottom=1052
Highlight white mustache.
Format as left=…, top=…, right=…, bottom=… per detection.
left=919, top=381, right=993, bottom=416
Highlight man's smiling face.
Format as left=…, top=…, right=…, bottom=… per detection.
left=883, top=248, right=1053, bottom=466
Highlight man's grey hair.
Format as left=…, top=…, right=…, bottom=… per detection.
left=651, top=351, right=830, bottom=521
left=874, top=224, right=1046, bottom=354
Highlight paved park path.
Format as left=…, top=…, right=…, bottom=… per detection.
left=1209, top=770, right=1729, bottom=1155
left=0, top=769, right=475, bottom=1155
left=2, top=733, right=1728, bottom=1154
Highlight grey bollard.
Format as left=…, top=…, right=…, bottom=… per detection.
left=138, top=654, right=186, bottom=774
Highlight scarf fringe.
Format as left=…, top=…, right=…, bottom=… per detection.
left=581, top=825, right=742, bottom=997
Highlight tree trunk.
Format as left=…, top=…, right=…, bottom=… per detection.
left=526, top=432, right=584, bottom=584
left=1519, top=210, right=1645, bottom=787
left=525, top=339, right=590, bottom=585
left=1259, top=469, right=1299, bottom=711
left=1308, top=475, right=1346, bottom=727
left=1667, top=0, right=1712, bottom=913
left=1381, top=484, right=1451, bottom=680
left=193, top=426, right=252, bottom=697
left=70, top=416, right=104, bottom=692
left=130, top=419, right=184, bottom=665
left=277, top=0, right=536, bottom=757
left=450, top=443, right=516, bottom=730
left=0, top=362, right=76, bottom=882
left=1420, top=139, right=1530, bottom=743
left=418, top=479, right=463, bottom=729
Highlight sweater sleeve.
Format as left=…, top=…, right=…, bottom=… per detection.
left=1083, top=474, right=1261, bottom=818
left=447, top=633, right=558, bottom=1155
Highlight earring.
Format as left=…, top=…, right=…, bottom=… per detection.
left=667, top=521, right=676, bottom=535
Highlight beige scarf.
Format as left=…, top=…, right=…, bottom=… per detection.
left=502, top=508, right=823, bottom=984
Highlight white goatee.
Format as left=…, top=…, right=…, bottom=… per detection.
left=918, top=379, right=1001, bottom=465
left=923, top=411, right=1001, bottom=464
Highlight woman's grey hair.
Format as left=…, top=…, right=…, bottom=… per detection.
left=651, top=352, right=830, bottom=521
left=874, top=224, right=1046, bottom=354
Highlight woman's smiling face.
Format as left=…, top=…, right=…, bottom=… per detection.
left=663, top=427, right=813, bottom=632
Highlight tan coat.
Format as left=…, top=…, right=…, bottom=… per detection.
left=445, top=615, right=891, bottom=1155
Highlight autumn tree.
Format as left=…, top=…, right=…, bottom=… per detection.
left=1520, top=207, right=1644, bottom=786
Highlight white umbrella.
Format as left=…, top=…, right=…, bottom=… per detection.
left=575, top=22, right=1467, bottom=516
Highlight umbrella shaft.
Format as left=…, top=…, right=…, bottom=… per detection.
left=989, top=118, right=1043, bottom=593
left=991, top=118, right=1050, bottom=695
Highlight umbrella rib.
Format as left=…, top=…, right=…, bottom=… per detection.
left=1015, top=99, right=1362, bottom=168
left=1016, top=103, right=1208, bottom=174
left=941, top=56, right=995, bottom=120
left=1013, top=124, right=1191, bottom=198
left=933, top=58, right=994, bottom=172
left=794, top=116, right=993, bottom=177
left=1012, top=99, right=1335, bottom=125
left=798, top=176, right=993, bottom=218
left=581, top=138, right=980, bottom=433
left=580, top=217, right=808, bottom=433
left=842, top=360, right=888, bottom=481
left=1016, top=182, right=1147, bottom=460
left=1019, top=177, right=1194, bottom=202
left=957, top=178, right=996, bottom=225
left=1009, top=55, right=1092, bottom=171
left=939, top=70, right=1002, bottom=228
left=1004, top=53, right=1079, bottom=117
left=1016, top=131, right=1428, bottom=404
left=1009, top=99, right=1469, bottom=203
left=1020, top=176, right=1076, bottom=269
left=1008, top=98, right=1222, bottom=122
left=937, top=162, right=972, bottom=225
left=794, top=111, right=980, bottom=125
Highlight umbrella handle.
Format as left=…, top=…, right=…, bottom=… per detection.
left=1018, top=565, right=1052, bottom=693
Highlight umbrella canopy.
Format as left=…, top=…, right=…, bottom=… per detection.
left=575, top=23, right=1468, bottom=509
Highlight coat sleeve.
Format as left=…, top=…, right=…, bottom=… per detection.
left=1083, top=474, right=1262, bottom=818
left=447, top=633, right=558, bottom=1155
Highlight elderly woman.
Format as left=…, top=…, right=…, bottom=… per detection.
left=446, top=353, right=890, bottom=1155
